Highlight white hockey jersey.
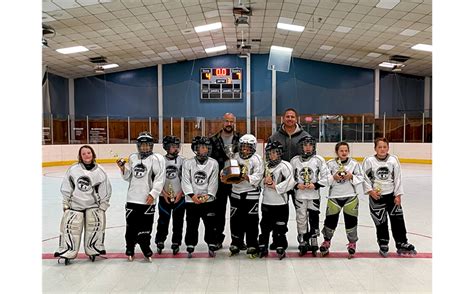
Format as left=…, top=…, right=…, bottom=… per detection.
left=181, top=157, right=219, bottom=203
left=362, top=154, right=404, bottom=196
left=262, top=160, right=295, bottom=206
left=327, top=157, right=364, bottom=198
left=61, top=163, right=112, bottom=211
left=162, top=155, right=185, bottom=197
left=290, top=155, right=329, bottom=200
left=122, top=153, right=166, bottom=204
left=231, top=153, right=264, bottom=194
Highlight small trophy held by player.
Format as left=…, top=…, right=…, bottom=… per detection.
left=264, top=162, right=274, bottom=185
left=168, top=182, right=175, bottom=203
left=221, top=145, right=242, bottom=184
left=336, top=159, right=347, bottom=178
left=110, top=150, right=125, bottom=167
left=240, top=159, right=249, bottom=179
left=302, top=167, right=311, bottom=185
left=374, top=180, right=382, bottom=193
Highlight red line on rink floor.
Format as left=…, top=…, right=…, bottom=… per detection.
left=42, top=251, right=431, bottom=260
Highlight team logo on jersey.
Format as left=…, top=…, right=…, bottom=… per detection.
left=376, top=167, right=390, bottom=180
left=194, top=171, right=207, bottom=185
left=133, top=164, right=147, bottom=178
left=166, top=165, right=179, bottom=180
left=77, top=176, right=92, bottom=192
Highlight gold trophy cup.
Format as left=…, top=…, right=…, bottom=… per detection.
left=264, top=162, right=274, bottom=185
left=168, top=182, right=175, bottom=203
left=302, top=167, right=311, bottom=185
left=336, top=159, right=347, bottom=177
left=221, top=145, right=242, bottom=184
left=374, top=180, right=382, bottom=194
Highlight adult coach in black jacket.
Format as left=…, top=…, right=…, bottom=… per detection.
left=268, top=108, right=310, bottom=162
left=209, top=112, right=241, bottom=249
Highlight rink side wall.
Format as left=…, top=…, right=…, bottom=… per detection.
left=42, top=143, right=431, bottom=167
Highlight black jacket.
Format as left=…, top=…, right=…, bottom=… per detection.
left=268, top=123, right=310, bottom=162
left=209, top=130, right=241, bottom=171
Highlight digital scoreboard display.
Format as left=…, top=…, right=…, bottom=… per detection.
left=200, top=68, right=242, bottom=100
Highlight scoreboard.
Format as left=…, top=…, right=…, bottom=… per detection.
left=200, top=68, right=242, bottom=100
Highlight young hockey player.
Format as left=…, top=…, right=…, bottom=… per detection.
left=117, top=131, right=165, bottom=262
left=290, top=135, right=329, bottom=257
left=225, top=134, right=263, bottom=258
left=182, top=136, right=219, bottom=258
left=362, top=137, right=417, bottom=257
left=154, top=136, right=186, bottom=255
left=320, top=142, right=364, bottom=258
left=258, top=141, right=295, bottom=260
left=54, top=145, right=112, bottom=265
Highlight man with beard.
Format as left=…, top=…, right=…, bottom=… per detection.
left=209, top=112, right=241, bottom=250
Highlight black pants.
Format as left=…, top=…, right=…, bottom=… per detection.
left=259, top=203, right=289, bottom=250
left=229, top=189, right=260, bottom=249
left=369, top=193, right=408, bottom=246
left=322, top=196, right=359, bottom=242
left=125, top=202, right=155, bottom=253
left=215, top=182, right=232, bottom=244
left=155, top=197, right=186, bottom=245
left=185, top=201, right=217, bottom=247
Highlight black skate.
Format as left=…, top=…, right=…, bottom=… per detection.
left=258, top=245, right=268, bottom=258
left=319, top=240, right=331, bottom=257
left=269, top=243, right=276, bottom=250
left=186, top=246, right=194, bottom=258
left=156, top=242, right=164, bottom=255
left=140, top=245, right=153, bottom=262
left=276, top=247, right=286, bottom=260
left=229, top=245, right=240, bottom=257
left=347, top=242, right=356, bottom=259
left=246, top=247, right=258, bottom=259
left=54, top=252, right=72, bottom=266
left=298, top=243, right=308, bottom=256
left=171, top=243, right=180, bottom=255
left=208, top=244, right=218, bottom=257
left=240, top=243, right=248, bottom=251
left=379, top=244, right=389, bottom=257
left=125, top=248, right=135, bottom=262
left=396, top=242, right=417, bottom=256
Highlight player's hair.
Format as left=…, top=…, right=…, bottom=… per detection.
left=78, top=145, right=97, bottom=163
left=374, top=137, right=389, bottom=148
left=335, top=141, right=350, bottom=152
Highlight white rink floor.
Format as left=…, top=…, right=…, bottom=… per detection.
left=42, top=163, right=432, bottom=293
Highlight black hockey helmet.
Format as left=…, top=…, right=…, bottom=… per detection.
left=136, top=131, right=154, bottom=158
left=298, top=135, right=316, bottom=159
left=265, top=140, right=283, bottom=167
left=191, top=136, right=212, bottom=161
left=163, top=135, right=181, bottom=158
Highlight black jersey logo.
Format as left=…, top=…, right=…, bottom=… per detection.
left=166, top=165, right=179, bottom=180
left=194, top=171, right=207, bottom=185
left=133, top=163, right=147, bottom=178
left=376, top=167, right=390, bottom=180
left=77, top=176, right=92, bottom=192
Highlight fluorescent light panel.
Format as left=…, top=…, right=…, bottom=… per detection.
left=376, top=0, right=400, bottom=9
left=56, top=46, right=89, bottom=54
left=277, top=22, right=305, bottom=32
left=205, top=45, right=227, bottom=53
left=335, top=26, right=352, bottom=33
left=411, top=43, right=432, bottom=52
left=194, top=22, right=222, bottom=33
left=379, top=62, right=398, bottom=68
left=102, top=64, right=119, bottom=69
left=270, top=45, right=293, bottom=53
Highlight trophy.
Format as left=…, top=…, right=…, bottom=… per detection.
left=336, top=158, right=347, bottom=177
left=221, top=145, right=242, bottom=184
left=302, top=167, right=311, bottom=185
left=240, top=159, right=249, bottom=178
left=167, top=182, right=176, bottom=203
left=110, top=149, right=125, bottom=167
left=374, top=180, right=382, bottom=193
left=196, top=189, right=208, bottom=203
left=264, top=162, right=274, bottom=185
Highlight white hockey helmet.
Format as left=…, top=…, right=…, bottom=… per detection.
left=238, top=134, right=257, bottom=159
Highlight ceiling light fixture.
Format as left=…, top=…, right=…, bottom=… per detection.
left=194, top=22, right=222, bottom=33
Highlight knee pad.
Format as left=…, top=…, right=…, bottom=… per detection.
left=56, top=210, right=84, bottom=259
left=84, top=208, right=106, bottom=256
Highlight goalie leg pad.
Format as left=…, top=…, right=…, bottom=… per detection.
left=55, top=210, right=84, bottom=259
left=84, top=208, right=106, bottom=256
